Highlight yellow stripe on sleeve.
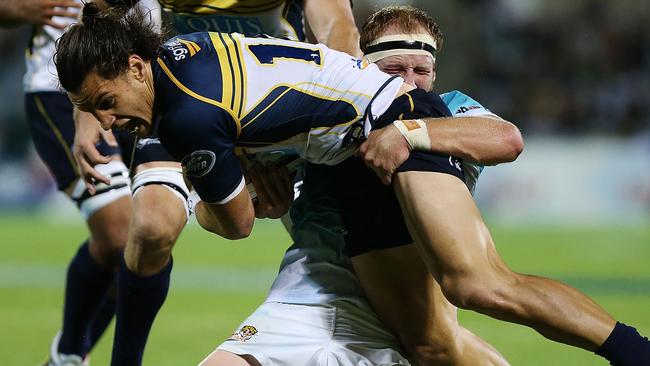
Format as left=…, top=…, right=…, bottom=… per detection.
left=222, top=34, right=245, bottom=118
left=209, top=33, right=235, bottom=112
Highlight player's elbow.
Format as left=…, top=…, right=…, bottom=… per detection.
left=224, top=224, right=253, bottom=240
left=198, top=213, right=254, bottom=240
left=219, top=216, right=254, bottom=240
left=500, top=122, right=524, bottom=162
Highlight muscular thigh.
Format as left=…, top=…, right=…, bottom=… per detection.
left=351, top=244, right=459, bottom=346
left=392, top=170, right=498, bottom=282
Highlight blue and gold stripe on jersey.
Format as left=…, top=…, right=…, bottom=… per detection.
left=158, top=0, right=286, bottom=15
left=155, top=32, right=246, bottom=137
left=209, top=32, right=247, bottom=122
left=234, top=83, right=359, bottom=147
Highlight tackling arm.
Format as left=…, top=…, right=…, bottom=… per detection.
left=421, top=115, right=523, bottom=164
left=304, top=0, right=362, bottom=57
left=360, top=115, right=524, bottom=185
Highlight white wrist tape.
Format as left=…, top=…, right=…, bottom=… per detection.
left=392, top=119, right=431, bottom=151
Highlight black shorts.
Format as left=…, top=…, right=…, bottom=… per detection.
left=296, top=90, right=465, bottom=257
left=25, top=92, right=176, bottom=190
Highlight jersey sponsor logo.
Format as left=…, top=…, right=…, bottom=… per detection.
left=166, top=38, right=202, bottom=61
left=353, top=58, right=370, bottom=69
left=341, top=123, right=365, bottom=148
left=136, top=138, right=162, bottom=149
left=455, top=105, right=481, bottom=114
left=173, top=13, right=264, bottom=35
left=228, top=325, right=258, bottom=343
left=181, top=150, right=216, bottom=178
left=449, top=156, right=462, bottom=171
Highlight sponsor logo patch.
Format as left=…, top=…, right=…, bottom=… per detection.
left=136, top=138, right=161, bottom=149
left=228, top=325, right=258, bottom=343
left=455, top=105, right=481, bottom=114
left=449, top=156, right=462, bottom=171
left=181, top=150, right=216, bottom=178
left=166, top=38, right=202, bottom=61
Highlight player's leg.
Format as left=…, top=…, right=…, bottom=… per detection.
left=111, top=156, right=189, bottom=366
left=59, top=176, right=131, bottom=356
left=26, top=92, right=131, bottom=363
left=303, top=157, right=505, bottom=366
left=352, top=244, right=508, bottom=366
left=393, top=170, right=650, bottom=364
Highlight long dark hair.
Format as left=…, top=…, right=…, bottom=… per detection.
left=54, top=2, right=164, bottom=93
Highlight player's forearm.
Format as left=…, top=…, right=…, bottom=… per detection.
left=304, top=0, right=362, bottom=57
left=195, top=202, right=231, bottom=237
left=197, top=196, right=255, bottom=240
left=421, top=116, right=524, bottom=164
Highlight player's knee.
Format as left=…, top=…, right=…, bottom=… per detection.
left=89, top=225, right=128, bottom=267
left=131, top=209, right=182, bottom=254
left=88, top=200, right=131, bottom=257
left=129, top=168, right=189, bottom=251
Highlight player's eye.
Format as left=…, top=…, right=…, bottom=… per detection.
left=384, top=67, right=404, bottom=74
left=98, top=96, right=115, bottom=111
left=415, top=68, right=431, bottom=75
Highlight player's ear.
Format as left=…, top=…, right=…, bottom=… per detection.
left=128, top=55, right=148, bottom=82
left=431, top=63, right=437, bottom=84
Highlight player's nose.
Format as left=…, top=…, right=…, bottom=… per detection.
left=96, top=112, right=116, bottom=131
left=402, top=70, right=417, bottom=86
left=401, top=69, right=417, bottom=87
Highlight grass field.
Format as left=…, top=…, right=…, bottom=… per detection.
left=1, top=214, right=648, bottom=365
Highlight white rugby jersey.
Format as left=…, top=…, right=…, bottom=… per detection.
left=23, top=0, right=162, bottom=93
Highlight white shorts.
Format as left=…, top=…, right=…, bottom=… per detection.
left=214, top=300, right=411, bottom=366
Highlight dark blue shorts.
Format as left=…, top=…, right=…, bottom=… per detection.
left=25, top=92, right=176, bottom=190
left=297, top=89, right=465, bottom=257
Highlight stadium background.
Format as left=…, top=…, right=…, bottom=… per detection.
left=0, top=0, right=648, bottom=364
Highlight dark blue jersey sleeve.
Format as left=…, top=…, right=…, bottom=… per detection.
left=157, top=102, right=244, bottom=204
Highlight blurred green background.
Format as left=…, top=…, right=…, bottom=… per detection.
left=1, top=215, right=648, bottom=365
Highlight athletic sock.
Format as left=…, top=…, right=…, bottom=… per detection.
left=83, top=291, right=117, bottom=355
left=596, top=321, right=650, bottom=366
left=58, top=241, right=115, bottom=356
left=111, top=256, right=173, bottom=366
